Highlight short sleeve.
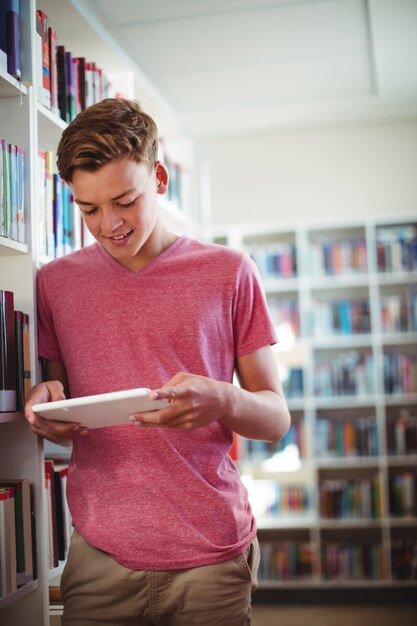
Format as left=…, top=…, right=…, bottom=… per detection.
left=232, top=253, right=278, bottom=358
left=36, top=268, right=64, bottom=362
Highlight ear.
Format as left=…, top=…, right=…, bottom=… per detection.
left=155, top=161, right=169, bottom=194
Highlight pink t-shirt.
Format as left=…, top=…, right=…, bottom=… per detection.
left=37, top=236, right=277, bottom=569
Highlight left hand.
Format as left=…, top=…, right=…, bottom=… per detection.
left=129, top=372, right=229, bottom=430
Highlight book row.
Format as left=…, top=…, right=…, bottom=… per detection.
left=314, top=351, right=374, bottom=397
left=0, top=478, right=36, bottom=599
left=37, top=149, right=84, bottom=259
left=36, top=9, right=114, bottom=122
left=315, top=415, right=379, bottom=458
left=258, top=539, right=417, bottom=582
left=380, top=289, right=417, bottom=333
left=321, top=542, right=386, bottom=581
left=0, top=137, right=25, bottom=243
left=377, top=224, right=417, bottom=273
left=319, top=477, right=382, bottom=519
left=391, top=539, right=417, bottom=580
left=389, top=472, right=416, bottom=517
left=0, top=290, right=31, bottom=413
left=259, top=541, right=314, bottom=581
left=386, top=409, right=417, bottom=456
left=246, top=479, right=311, bottom=518
left=384, top=352, right=417, bottom=395
left=244, top=221, right=417, bottom=279
left=309, top=237, right=367, bottom=277
left=312, top=299, right=371, bottom=337
left=246, top=243, right=297, bottom=280
left=44, top=459, right=72, bottom=569
left=268, top=291, right=416, bottom=339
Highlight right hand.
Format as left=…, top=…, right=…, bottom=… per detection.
left=24, top=380, right=87, bottom=445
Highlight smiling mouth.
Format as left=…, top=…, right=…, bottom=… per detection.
left=106, top=230, right=133, bottom=241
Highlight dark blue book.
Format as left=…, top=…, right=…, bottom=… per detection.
left=6, top=0, right=21, bottom=80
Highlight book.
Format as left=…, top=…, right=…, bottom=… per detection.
left=8, top=142, right=17, bottom=240
left=0, top=2, right=7, bottom=73
left=45, top=150, right=55, bottom=257
left=35, top=11, right=42, bottom=103
left=53, top=172, right=63, bottom=258
left=22, top=312, right=31, bottom=400
left=0, top=290, right=16, bottom=412
left=76, top=57, right=86, bottom=110
left=48, top=26, right=59, bottom=115
left=5, top=0, right=21, bottom=80
left=56, top=44, right=68, bottom=122
left=14, top=310, right=24, bottom=411
left=1, top=137, right=10, bottom=237
left=37, top=149, right=46, bottom=255
left=38, top=10, right=51, bottom=108
left=16, top=145, right=24, bottom=242
left=44, top=460, right=59, bottom=568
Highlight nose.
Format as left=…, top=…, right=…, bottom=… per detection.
left=100, top=208, right=123, bottom=233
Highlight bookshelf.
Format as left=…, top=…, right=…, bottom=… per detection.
left=0, top=1, right=207, bottom=624
left=212, top=216, right=417, bottom=592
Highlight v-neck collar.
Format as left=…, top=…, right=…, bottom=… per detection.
left=95, top=235, right=187, bottom=277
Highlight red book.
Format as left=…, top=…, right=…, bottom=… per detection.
left=36, top=10, right=51, bottom=108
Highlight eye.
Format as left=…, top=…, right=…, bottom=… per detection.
left=117, top=198, right=137, bottom=209
left=82, top=207, right=97, bottom=216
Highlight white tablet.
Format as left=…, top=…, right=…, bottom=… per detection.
left=32, top=387, right=169, bottom=429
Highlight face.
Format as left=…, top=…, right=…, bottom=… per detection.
left=71, top=159, right=169, bottom=271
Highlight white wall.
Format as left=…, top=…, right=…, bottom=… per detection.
left=203, top=120, right=417, bottom=228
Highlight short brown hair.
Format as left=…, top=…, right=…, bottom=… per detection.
left=57, top=98, right=158, bottom=183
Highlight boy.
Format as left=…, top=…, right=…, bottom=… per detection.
left=25, top=98, right=290, bottom=626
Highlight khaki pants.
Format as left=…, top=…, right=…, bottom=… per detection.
left=61, top=530, right=260, bottom=626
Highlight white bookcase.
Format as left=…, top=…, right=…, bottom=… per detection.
left=0, top=1, right=207, bottom=624
left=212, top=216, right=417, bottom=591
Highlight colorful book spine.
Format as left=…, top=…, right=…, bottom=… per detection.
left=383, top=352, right=417, bottom=395
left=321, top=542, right=385, bottom=581
left=386, top=409, right=417, bottom=456
left=314, top=351, right=374, bottom=397
left=320, top=477, right=382, bottom=519
left=310, top=237, right=367, bottom=276
left=316, top=415, right=378, bottom=458
left=48, top=26, right=59, bottom=115
left=377, top=224, right=417, bottom=272
left=259, top=541, right=315, bottom=582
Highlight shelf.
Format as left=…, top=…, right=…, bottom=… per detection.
left=0, top=69, right=28, bottom=98
left=257, top=516, right=317, bottom=530
left=37, top=102, right=67, bottom=131
left=0, top=237, right=29, bottom=255
left=216, top=217, right=417, bottom=591
left=0, top=580, right=39, bottom=610
left=310, top=334, right=373, bottom=349
left=0, top=411, right=25, bottom=424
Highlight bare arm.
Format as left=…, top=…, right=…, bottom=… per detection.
left=24, top=360, right=86, bottom=445
left=130, top=345, right=291, bottom=444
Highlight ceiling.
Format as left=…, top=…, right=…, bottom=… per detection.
left=71, top=0, right=417, bottom=138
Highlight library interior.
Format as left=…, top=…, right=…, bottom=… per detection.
left=1, top=1, right=417, bottom=625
